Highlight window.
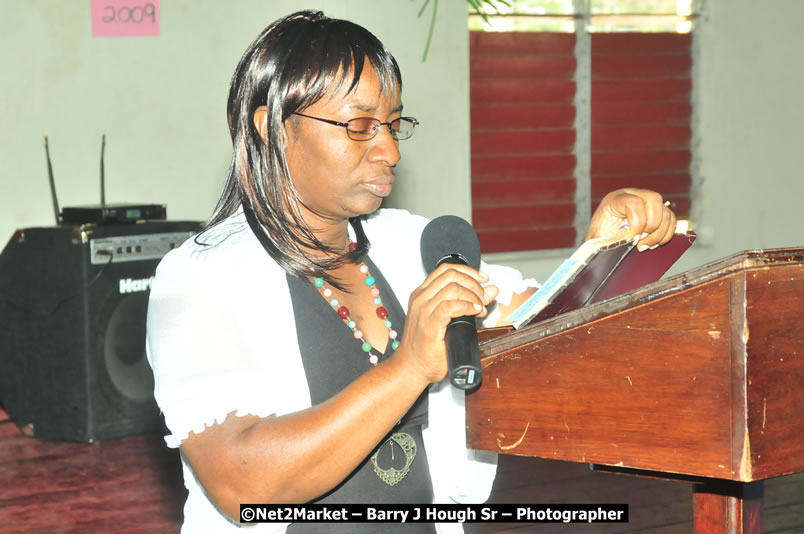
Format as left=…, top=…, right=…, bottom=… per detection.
left=469, top=0, right=695, bottom=253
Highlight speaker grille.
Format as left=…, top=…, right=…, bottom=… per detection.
left=102, top=291, right=153, bottom=402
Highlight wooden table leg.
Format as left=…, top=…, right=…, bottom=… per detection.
left=693, top=479, right=764, bottom=533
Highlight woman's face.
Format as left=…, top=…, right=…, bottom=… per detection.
left=282, top=67, right=403, bottom=232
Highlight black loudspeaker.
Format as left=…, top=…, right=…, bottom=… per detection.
left=0, top=221, right=201, bottom=442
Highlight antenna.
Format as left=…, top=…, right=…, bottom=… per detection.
left=100, top=134, right=106, bottom=207
left=44, top=136, right=61, bottom=224
left=55, top=132, right=167, bottom=225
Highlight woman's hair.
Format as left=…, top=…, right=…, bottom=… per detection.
left=206, top=10, right=402, bottom=286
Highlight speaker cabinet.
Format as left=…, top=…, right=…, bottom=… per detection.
left=0, top=221, right=201, bottom=442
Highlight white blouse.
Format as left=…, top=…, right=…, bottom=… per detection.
left=146, top=208, right=539, bottom=533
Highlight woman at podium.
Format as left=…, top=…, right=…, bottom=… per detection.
left=145, top=10, right=677, bottom=533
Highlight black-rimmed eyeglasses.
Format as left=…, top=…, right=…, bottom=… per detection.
left=293, top=112, right=419, bottom=141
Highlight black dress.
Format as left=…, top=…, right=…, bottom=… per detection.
left=285, top=256, right=436, bottom=533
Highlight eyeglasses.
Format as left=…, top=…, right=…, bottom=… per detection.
left=292, top=112, right=419, bottom=141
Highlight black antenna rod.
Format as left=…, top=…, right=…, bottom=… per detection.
left=100, top=134, right=106, bottom=207
left=44, top=136, right=61, bottom=224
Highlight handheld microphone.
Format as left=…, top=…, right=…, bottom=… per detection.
left=420, top=215, right=483, bottom=391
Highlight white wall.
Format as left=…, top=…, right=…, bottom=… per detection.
left=0, top=0, right=470, bottom=244
left=684, top=0, right=804, bottom=271
left=2, top=0, right=802, bottom=284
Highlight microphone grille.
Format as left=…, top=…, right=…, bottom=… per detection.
left=420, top=215, right=481, bottom=273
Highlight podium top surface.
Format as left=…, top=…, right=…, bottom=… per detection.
left=480, top=246, right=804, bottom=355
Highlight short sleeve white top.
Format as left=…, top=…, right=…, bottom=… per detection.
left=146, top=208, right=539, bottom=533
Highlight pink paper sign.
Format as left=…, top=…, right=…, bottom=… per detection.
left=91, top=0, right=160, bottom=37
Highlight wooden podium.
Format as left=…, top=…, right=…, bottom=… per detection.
left=467, top=247, right=804, bottom=533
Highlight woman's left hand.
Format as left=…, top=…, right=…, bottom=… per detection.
left=585, top=188, right=677, bottom=251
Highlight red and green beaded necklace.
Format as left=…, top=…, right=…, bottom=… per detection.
left=312, top=244, right=400, bottom=366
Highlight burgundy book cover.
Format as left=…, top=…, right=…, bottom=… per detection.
left=526, top=230, right=697, bottom=326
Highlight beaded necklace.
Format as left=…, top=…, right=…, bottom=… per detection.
left=311, top=244, right=417, bottom=487
left=312, top=243, right=400, bottom=366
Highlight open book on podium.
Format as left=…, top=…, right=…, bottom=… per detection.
left=505, top=220, right=696, bottom=329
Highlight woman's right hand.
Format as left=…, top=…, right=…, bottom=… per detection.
left=395, top=263, right=499, bottom=384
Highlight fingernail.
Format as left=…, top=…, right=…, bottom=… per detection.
left=474, top=303, right=482, bottom=312
left=649, top=244, right=659, bottom=250
left=640, top=232, right=649, bottom=240
left=637, top=244, right=649, bottom=252
left=633, top=236, right=641, bottom=247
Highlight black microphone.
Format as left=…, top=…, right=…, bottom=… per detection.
left=420, top=215, right=483, bottom=391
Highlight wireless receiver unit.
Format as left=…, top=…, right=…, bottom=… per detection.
left=45, top=135, right=168, bottom=226
left=60, top=203, right=166, bottom=225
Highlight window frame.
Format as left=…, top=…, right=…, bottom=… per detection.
left=470, top=0, right=698, bottom=262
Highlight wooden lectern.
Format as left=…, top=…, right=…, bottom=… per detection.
left=467, top=247, right=804, bottom=533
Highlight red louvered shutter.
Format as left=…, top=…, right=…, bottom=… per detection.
left=470, top=32, right=578, bottom=253
left=590, top=33, right=692, bottom=218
